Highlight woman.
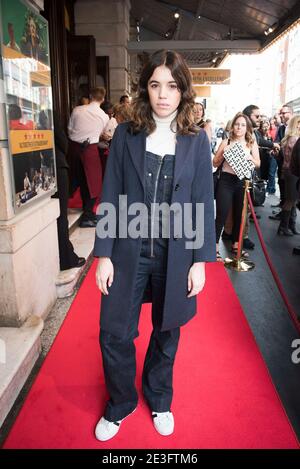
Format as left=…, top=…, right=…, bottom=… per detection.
left=193, top=101, right=212, bottom=142
left=193, top=102, right=205, bottom=128
left=258, top=119, right=272, bottom=181
left=113, top=103, right=132, bottom=124
left=258, top=119, right=278, bottom=195
left=290, top=137, right=300, bottom=254
left=278, top=115, right=300, bottom=236
left=93, top=50, right=215, bottom=441
left=213, top=112, right=260, bottom=261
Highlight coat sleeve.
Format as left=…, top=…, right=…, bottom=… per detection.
left=191, top=131, right=216, bottom=263
left=93, top=123, right=127, bottom=257
left=290, top=137, right=300, bottom=178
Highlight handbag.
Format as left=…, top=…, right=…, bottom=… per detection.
left=251, top=170, right=266, bottom=206
left=213, top=161, right=224, bottom=197
left=223, top=141, right=255, bottom=180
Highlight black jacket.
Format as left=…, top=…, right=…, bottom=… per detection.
left=254, top=129, right=274, bottom=150
left=53, top=114, right=69, bottom=169
left=290, top=137, right=300, bottom=179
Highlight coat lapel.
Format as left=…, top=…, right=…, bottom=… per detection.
left=126, top=129, right=146, bottom=191
left=174, top=134, right=192, bottom=184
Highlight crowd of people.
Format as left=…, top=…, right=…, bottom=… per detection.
left=65, top=85, right=300, bottom=265
left=213, top=104, right=300, bottom=258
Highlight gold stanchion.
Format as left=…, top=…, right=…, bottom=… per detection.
left=224, top=179, right=255, bottom=272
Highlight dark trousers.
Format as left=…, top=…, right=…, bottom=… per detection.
left=69, top=140, right=96, bottom=221
left=54, top=167, right=79, bottom=270
left=277, top=154, right=285, bottom=204
left=77, top=157, right=96, bottom=221
left=100, top=252, right=180, bottom=422
left=215, top=172, right=244, bottom=243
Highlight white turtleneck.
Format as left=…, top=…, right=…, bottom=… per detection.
left=146, top=110, right=177, bottom=157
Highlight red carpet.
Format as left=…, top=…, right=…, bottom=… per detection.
left=68, top=187, right=82, bottom=209
left=3, top=263, right=299, bottom=449
left=68, top=188, right=99, bottom=212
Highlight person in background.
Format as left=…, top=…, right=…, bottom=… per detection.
left=101, top=101, right=118, bottom=141
left=7, top=23, right=20, bottom=51
left=258, top=119, right=273, bottom=183
left=68, top=87, right=109, bottom=228
left=290, top=137, right=300, bottom=255
left=243, top=105, right=280, bottom=248
left=79, top=96, right=90, bottom=105
left=193, top=102, right=205, bottom=128
left=193, top=102, right=212, bottom=141
left=272, top=105, right=294, bottom=211
left=213, top=112, right=260, bottom=261
left=269, top=117, right=278, bottom=141
left=8, top=104, right=35, bottom=130
left=277, top=116, right=300, bottom=236
left=113, top=103, right=132, bottom=124
left=93, top=49, right=215, bottom=442
left=119, top=94, right=130, bottom=105
left=98, top=101, right=118, bottom=178
left=53, top=113, right=85, bottom=270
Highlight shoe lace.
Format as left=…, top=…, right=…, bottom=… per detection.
left=103, top=418, right=120, bottom=429
left=153, top=411, right=171, bottom=423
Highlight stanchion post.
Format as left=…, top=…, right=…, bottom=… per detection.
left=224, top=179, right=255, bottom=272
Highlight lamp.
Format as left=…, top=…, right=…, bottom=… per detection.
left=264, top=22, right=277, bottom=36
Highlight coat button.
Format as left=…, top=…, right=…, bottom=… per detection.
left=174, top=184, right=179, bottom=191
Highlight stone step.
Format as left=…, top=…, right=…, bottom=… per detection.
left=0, top=316, right=44, bottom=427
left=55, top=224, right=96, bottom=298
left=68, top=208, right=82, bottom=235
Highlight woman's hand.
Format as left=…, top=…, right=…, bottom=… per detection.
left=187, top=262, right=206, bottom=298
left=96, top=257, right=114, bottom=295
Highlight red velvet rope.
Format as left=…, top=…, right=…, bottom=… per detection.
left=247, top=191, right=300, bottom=334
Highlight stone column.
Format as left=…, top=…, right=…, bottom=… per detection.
left=74, top=0, right=131, bottom=104
left=0, top=146, right=60, bottom=327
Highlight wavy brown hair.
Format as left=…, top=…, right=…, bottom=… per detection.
left=229, top=112, right=255, bottom=147
left=130, top=50, right=199, bottom=135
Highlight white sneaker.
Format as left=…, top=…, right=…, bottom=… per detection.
left=95, top=408, right=136, bottom=441
left=152, top=411, right=174, bottom=436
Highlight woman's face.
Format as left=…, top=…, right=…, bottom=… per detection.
left=147, top=65, right=181, bottom=118
left=233, top=116, right=247, bottom=138
left=262, top=121, right=270, bottom=133
left=29, top=19, right=36, bottom=38
left=193, top=103, right=203, bottom=121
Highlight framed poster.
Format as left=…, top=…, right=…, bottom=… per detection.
left=0, top=0, right=56, bottom=210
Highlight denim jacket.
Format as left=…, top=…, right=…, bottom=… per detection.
left=141, top=151, right=175, bottom=258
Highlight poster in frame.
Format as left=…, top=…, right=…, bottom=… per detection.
left=0, top=0, right=56, bottom=211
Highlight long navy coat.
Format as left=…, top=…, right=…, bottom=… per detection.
left=94, top=123, right=216, bottom=338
